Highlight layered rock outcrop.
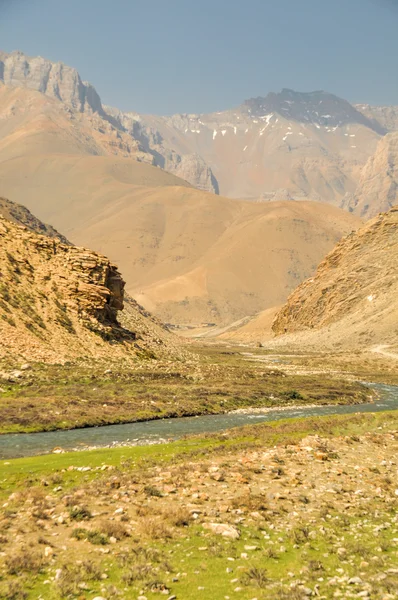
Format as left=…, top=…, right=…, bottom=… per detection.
left=0, top=204, right=184, bottom=361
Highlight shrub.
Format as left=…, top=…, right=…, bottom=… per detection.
left=69, top=505, right=92, bottom=521
left=5, top=547, right=45, bottom=575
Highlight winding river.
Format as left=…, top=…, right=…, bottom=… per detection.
left=1, top=383, right=397, bottom=460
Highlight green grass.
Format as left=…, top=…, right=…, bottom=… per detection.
left=0, top=349, right=373, bottom=434
left=0, top=410, right=397, bottom=599
left=2, top=410, right=397, bottom=499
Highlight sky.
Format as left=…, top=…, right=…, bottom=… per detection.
left=0, top=0, right=398, bottom=114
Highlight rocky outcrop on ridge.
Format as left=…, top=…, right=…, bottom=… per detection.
left=164, top=152, right=219, bottom=194
left=0, top=50, right=103, bottom=115
left=0, top=197, right=70, bottom=243
left=0, top=208, right=184, bottom=362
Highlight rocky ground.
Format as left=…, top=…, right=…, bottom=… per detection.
left=0, top=411, right=397, bottom=599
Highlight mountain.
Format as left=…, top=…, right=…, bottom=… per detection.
left=1, top=51, right=390, bottom=204
left=0, top=50, right=217, bottom=193
left=341, top=132, right=398, bottom=219
left=272, top=206, right=398, bottom=349
left=119, top=88, right=384, bottom=204
left=0, top=202, right=184, bottom=362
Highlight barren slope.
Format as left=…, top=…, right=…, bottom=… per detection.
left=0, top=85, right=361, bottom=327
left=0, top=156, right=361, bottom=326
left=272, top=206, right=398, bottom=349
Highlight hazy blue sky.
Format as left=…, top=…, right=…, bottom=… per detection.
left=1, top=0, right=397, bottom=114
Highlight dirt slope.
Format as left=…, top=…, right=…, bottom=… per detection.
left=272, top=206, right=398, bottom=349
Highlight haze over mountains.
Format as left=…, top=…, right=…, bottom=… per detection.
left=1, top=50, right=398, bottom=216
left=0, top=49, right=396, bottom=331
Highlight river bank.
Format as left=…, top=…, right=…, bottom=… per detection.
left=0, top=348, right=373, bottom=435
left=1, top=410, right=397, bottom=600
left=1, top=383, right=397, bottom=460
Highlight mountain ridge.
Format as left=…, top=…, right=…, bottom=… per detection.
left=2, top=49, right=395, bottom=205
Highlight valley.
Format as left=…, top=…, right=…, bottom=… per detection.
left=0, top=33, right=397, bottom=600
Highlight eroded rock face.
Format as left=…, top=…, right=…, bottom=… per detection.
left=0, top=215, right=128, bottom=360
left=164, top=153, right=219, bottom=194
left=342, top=133, right=398, bottom=219
left=63, top=248, right=125, bottom=324
left=105, top=107, right=219, bottom=194
left=0, top=50, right=103, bottom=114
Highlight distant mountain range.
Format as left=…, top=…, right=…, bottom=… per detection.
left=1, top=50, right=398, bottom=217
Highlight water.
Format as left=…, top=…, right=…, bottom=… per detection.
left=1, top=383, right=397, bottom=460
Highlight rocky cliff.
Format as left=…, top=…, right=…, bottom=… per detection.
left=272, top=206, right=398, bottom=349
left=0, top=50, right=103, bottom=115
left=342, top=133, right=398, bottom=219
left=0, top=203, right=183, bottom=362
left=104, top=106, right=219, bottom=194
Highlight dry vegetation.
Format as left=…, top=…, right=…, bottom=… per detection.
left=0, top=412, right=397, bottom=599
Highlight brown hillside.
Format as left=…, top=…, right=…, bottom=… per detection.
left=0, top=86, right=361, bottom=327
left=272, top=206, right=398, bottom=349
left=0, top=216, right=182, bottom=362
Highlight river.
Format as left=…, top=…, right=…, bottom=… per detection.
left=1, top=383, right=397, bottom=460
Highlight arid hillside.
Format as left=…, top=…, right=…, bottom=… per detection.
left=0, top=84, right=361, bottom=327
left=272, top=206, right=398, bottom=349
left=0, top=210, right=183, bottom=362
